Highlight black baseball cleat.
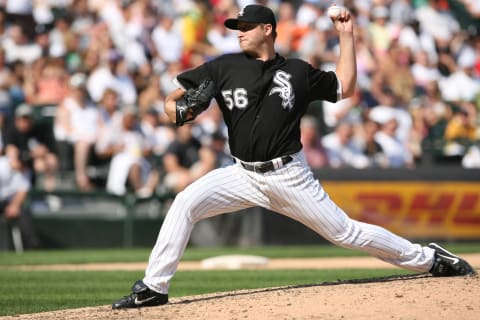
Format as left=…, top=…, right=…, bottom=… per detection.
left=428, top=243, right=477, bottom=277
left=112, top=280, right=168, bottom=309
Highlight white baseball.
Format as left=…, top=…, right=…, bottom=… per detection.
left=327, top=5, right=343, bottom=20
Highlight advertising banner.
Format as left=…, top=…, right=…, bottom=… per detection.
left=322, top=182, right=480, bottom=239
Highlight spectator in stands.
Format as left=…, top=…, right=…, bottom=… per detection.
left=368, top=89, right=412, bottom=144
left=368, top=6, right=393, bottom=58
left=151, top=12, right=184, bottom=65
left=322, top=120, right=370, bottom=169
left=371, top=42, right=415, bottom=107
left=273, top=1, right=297, bottom=56
left=206, top=20, right=240, bottom=55
left=137, top=74, right=164, bottom=115
left=297, top=13, right=337, bottom=68
left=408, top=104, right=426, bottom=165
left=355, top=27, right=377, bottom=91
left=2, top=24, right=41, bottom=64
left=106, top=105, right=159, bottom=197
left=296, top=0, right=321, bottom=29
left=4, top=0, right=36, bottom=37
left=411, top=49, right=441, bottom=91
left=389, top=0, right=415, bottom=26
left=32, top=1, right=54, bottom=28
left=112, top=56, right=138, bottom=105
left=32, top=24, right=50, bottom=58
left=176, top=0, right=211, bottom=59
left=3, top=103, right=58, bottom=190
left=80, top=46, right=101, bottom=75
left=397, top=18, right=437, bottom=66
left=415, top=0, right=460, bottom=44
left=23, top=57, right=68, bottom=105
left=192, top=103, right=228, bottom=147
left=87, top=50, right=137, bottom=105
left=0, top=154, right=39, bottom=250
left=140, top=107, right=175, bottom=163
left=5, top=59, right=26, bottom=108
left=0, top=0, right=477, bottom=180
left=439, top=44, right=480, bottom=103
left=159, top=61, right=184, bottom=98
left=114, top=1, right=151, bottom=72
left=443, top=104, right=477, bottom=157
left=300, top=115, right=328, bottom=169
left=0, top=49, right=12, bottom=118
left=421, top=80, right=450, bottom=128
left=462, top=144, right=480, bottom=168
left=460, top=0, right=480, bottom=19
left=420, top=83, right=450, bottom=162
left=48, top=13, right=76, bottom=59
left=208, top=130, right=232, bottom=169
left=54, top=73, right=100, bottom=190
left=322, top=94, right=362, bottom=133
left=68, top=0, right=96, bottom=49
left=162, top=124, right=215, bottom=193
left=360, top=119, right=388, bottom=167
left=372, top=113, right=414, bottom=168
left=95, top=88, right=123, bottom=163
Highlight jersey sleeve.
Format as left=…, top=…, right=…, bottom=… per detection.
left=307, top=65, right=340, bottom=103
left=175, top=62, right=214, bottom=91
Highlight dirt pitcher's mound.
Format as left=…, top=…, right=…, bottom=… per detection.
left=4, top=274, right=479, bottom=320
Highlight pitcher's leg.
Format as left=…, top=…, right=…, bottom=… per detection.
left=143, top=191, right=196, bottom=293
left=329, top=209, right=435, bottom=272
left=267, top=159, right=435, bottom=273
left=276, top=191, right=434, bottom=271
left=288, top=191, right=434, bottom=272
left=144, top=165, right=266, bottom=293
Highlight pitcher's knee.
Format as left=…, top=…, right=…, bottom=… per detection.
left=322, top=219, right=361, bottom=249
left=170, top=189, right=207, bottom=223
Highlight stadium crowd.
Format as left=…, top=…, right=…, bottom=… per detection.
left=0, top=0, right=479, bottom=197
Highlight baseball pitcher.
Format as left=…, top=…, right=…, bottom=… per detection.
left=113, top=4, right=476, bottom=309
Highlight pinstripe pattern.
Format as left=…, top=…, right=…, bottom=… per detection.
left=144, top=150, right=435, bottom=294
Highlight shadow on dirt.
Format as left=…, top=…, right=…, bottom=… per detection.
left=173, top=273, right=431, bottom=305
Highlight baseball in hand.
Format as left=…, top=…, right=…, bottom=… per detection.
left=327, top=5, right=344, bottom=20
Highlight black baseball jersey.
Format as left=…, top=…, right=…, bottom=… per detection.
left=176, top=53, right=339, bottom=162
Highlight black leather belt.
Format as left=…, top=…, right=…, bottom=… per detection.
left=237, top=156, right=293, bottom=173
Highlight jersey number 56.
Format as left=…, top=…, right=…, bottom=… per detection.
left=221, top=88, right=248, bottom=110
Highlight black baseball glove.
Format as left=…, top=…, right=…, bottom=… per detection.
left=176, top=79, right=215, bottom=126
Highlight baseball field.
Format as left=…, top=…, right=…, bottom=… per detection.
left=0, top=244, right=479, bottom=319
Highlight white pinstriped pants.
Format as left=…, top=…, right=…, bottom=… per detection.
left=144, top=151, right=435, bottom=294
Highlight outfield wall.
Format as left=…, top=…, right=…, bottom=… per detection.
left=21, top=167, right=480, bottom=248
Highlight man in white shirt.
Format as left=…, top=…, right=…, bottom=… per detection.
left=2, top=24, right=42, bottom=64
left=0, top=154, right=39, bottom=249
left=322, top=120, right=370, bottom=168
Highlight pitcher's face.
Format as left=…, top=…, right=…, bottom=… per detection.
left=237, top=22, right=268, bottom=57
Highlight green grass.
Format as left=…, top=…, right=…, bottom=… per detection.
left=0, top=269, right=413, bottom=316
left=1, top=243, right=479, bottom=266
left=0, top=245, right=359, bottom=266
left=0, top=243, right=478, bottom=316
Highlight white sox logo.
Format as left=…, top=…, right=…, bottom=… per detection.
left=269, top=70, right=295, bottom=110
left=239, top=6, right=245, bottom=17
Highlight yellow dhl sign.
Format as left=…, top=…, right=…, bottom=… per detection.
left=322, top=182, right=480, bottom=239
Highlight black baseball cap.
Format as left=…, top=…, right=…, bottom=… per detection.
left=224, top=4, right=276, bottom=31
